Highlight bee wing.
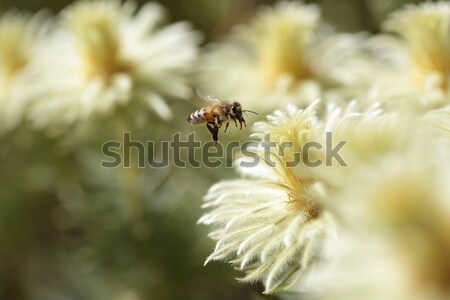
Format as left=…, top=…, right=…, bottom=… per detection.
left=196, top=89, right=223, bottom=104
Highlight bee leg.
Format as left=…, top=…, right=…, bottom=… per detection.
left=213, top=126, right=220, bottom=144
left=206, top=123, right=215, bottom=135
left=239, top=120, right=243, bottom=130
left=206, top=123, right=219, bottom=144
left=243, top=118, right=247, bottom=127
left=224, top=122, right=229, bottom=133
left=234, top=119, right=238, bottom=127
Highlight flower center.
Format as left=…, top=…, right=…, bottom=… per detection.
left=258, top=18, right=312, bottom=88
left=76, top=19, right=129, bottom=79
left=409, top=17, right=450, bottom=90
left=0, top=17, right=30, bottom=85
left=387, top=4, right=450, bottom=91
left=65, top=2, right=131, bottom=80
left=251, top=3, right=319, bottom=89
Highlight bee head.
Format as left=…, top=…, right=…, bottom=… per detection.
left=231, top=102, right=243, bottom=121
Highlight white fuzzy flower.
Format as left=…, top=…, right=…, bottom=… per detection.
left=367, top=2, right=450, bottom=109
left=422, top=106, right=450, bottom=148
left=316, top=100, right=411, bottom=180
left=290, top=104, right=450, bottom=299
left=199, top=100, right=382, bottom=294
left=29, top=0, right=200, bottom=128
left=302, top=145, right=450, bottom=300
left=197, top=1, right=380, bottom=113
left=0, top=12, right=48, bottom=132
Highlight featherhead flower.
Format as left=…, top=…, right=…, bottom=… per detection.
left=422, top=106, right=450, bottom=148
left=327, top=102, right=409, bottom=162
left=198, top=1, right=375, bottom=112
left=62, top=0, right=132, bottom=80
left=304, top=146, right=450, bottom=300
left=29, top=0, right=200, bottom=128
left=0, top=13, right=35, bottom=84
left=198, top=98, right=415, bottom=295
left=369, top=2, right=450, bottom=109
left=199, top=100, right=379, bottom=293
left=249, top=1, right=319, bottom=88
left=0, top=12, right=47, bottom=131
left=385, top=2, right=450, bottom=91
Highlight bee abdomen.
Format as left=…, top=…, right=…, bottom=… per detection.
left=187, top=108, right=206, bottom=124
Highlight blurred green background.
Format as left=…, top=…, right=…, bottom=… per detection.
left=0, top=0, right=427, bottom=299
left=0, top=0, right=427, bottom=38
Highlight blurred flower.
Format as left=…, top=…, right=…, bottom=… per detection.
left=368, top=2, right=450, bottom=109
left=303, top=145, right=450, bottom=300
left=199, top=100, right=383, bottom=294
left=198, top=96, right=419, bottom=295
left=0, top=11, right=47, bottom=132
left=314, top=100, right=413, bottom=189
left=29, top=0, right=200, bottom=129
left=197, top=1, right=380, bottom=112
left=291, top=103, right=450, bottom=299
left=422, top=106, right=450, bottom=148
left=254, top=1, right=318, bottom=89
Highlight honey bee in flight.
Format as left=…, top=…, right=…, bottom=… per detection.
left=187, top=91, right=258, bottom=143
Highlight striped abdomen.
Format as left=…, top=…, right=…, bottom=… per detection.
left=187, top=108, right=207, bottom=124
left=187, top=106, right=223, bottom=125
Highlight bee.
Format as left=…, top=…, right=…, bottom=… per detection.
left=187, top=91, right=258, bottom=143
